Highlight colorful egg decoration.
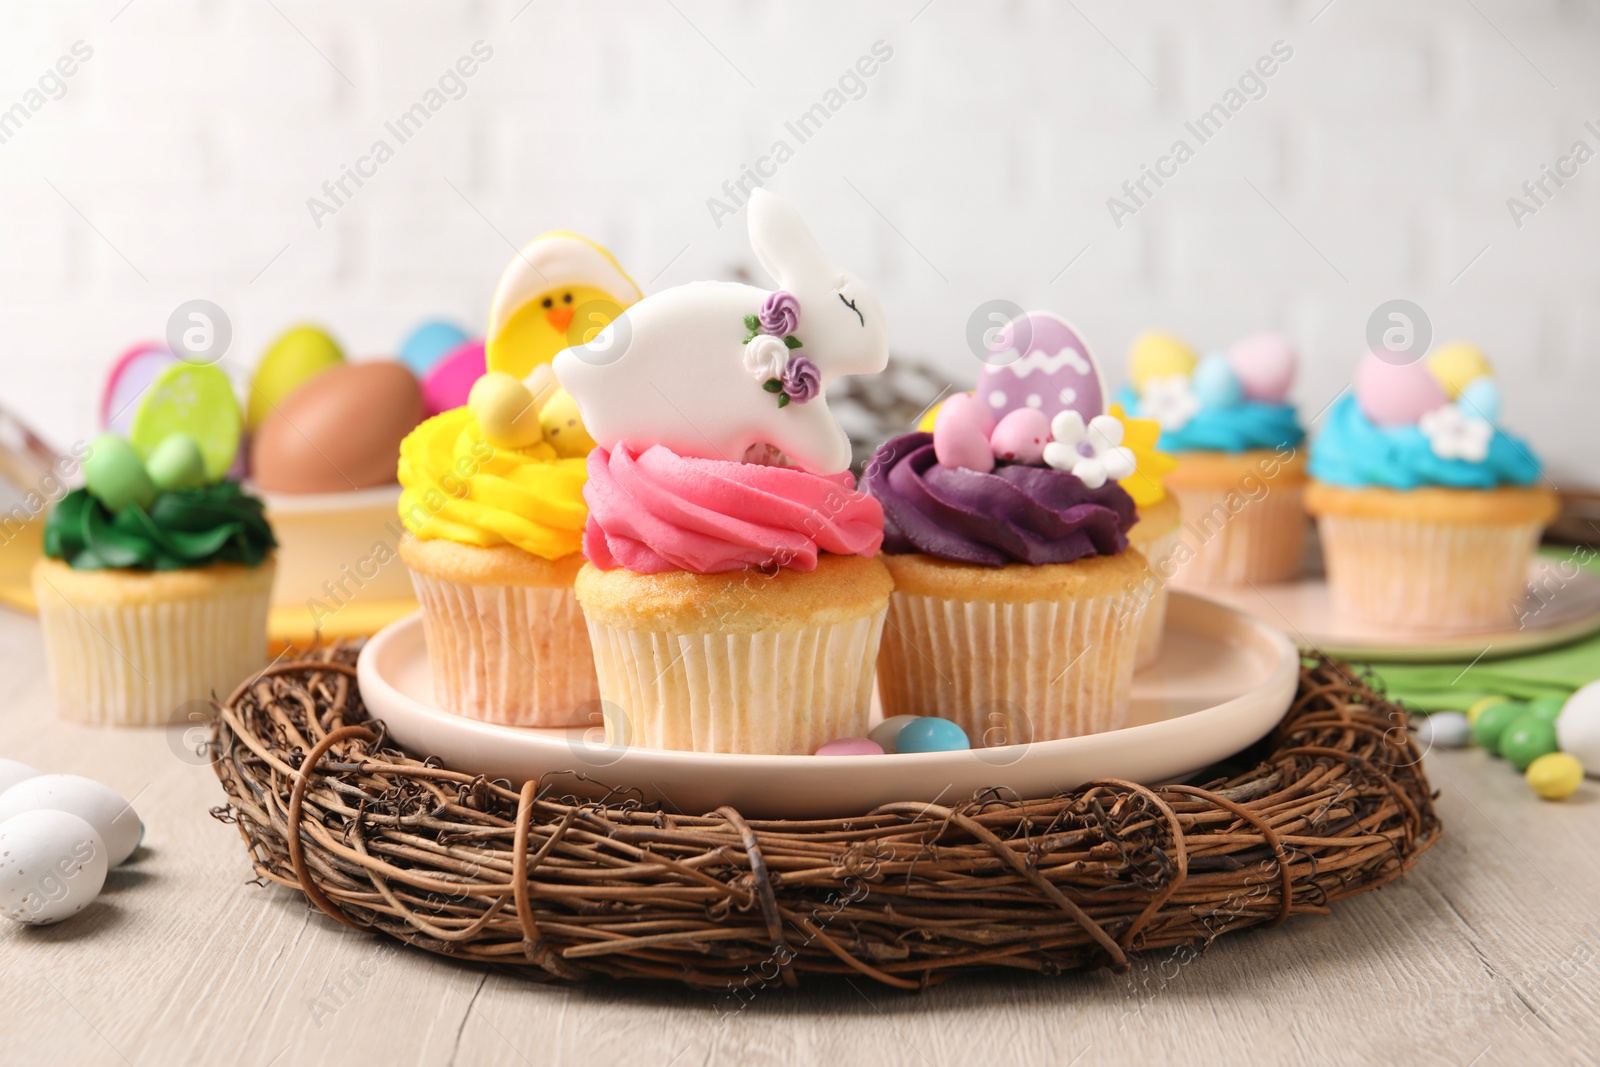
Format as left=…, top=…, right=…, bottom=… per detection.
left=251, top=361, right=424, bottom=493
left=128, top=362, right=243, bottom=481
left=1128, top=332, right=1198, bottom=388
left=248, top=325, right=345, bottom=431
left=1353, top=350, right=1448, bottom=428
left=421, top=339, right=487, bottom=416
left=976, top=311, right=1106, bottom=425
left=1225, top=332, right=1296, bottom=403
left=399, top=320, right=471, bottom=377
left=100, top=342, right=178, bottom=435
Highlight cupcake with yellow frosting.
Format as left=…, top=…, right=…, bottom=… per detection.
left=397, top=365, right=597, bottom=726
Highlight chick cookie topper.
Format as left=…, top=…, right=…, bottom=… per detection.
left=554, top=189, right=889, bottom=476
left=485, top=232, right=642, bottom=380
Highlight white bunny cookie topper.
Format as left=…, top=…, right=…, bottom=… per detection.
left=553, top=190, right=888, bottom=475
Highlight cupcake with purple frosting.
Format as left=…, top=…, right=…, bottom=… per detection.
left=864, top=311, right=1151, bottom=744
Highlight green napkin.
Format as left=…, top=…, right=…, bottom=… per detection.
left=1363, top=549, right=1600, bottom=712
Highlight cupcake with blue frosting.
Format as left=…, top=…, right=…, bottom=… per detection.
left=1306, top=346, right=1556, bottom=630
left=1120, top=331, right=1309, bottom=586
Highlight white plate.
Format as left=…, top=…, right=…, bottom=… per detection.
left=1200, top=556, right=1600, bottom=663
left=356, top=594, right=1298, bottom=819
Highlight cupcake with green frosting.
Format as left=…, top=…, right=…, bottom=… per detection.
left=33, top=430, right=276, bottom=726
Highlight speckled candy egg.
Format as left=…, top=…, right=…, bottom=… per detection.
left=0, top=760, right=39, bottom=795
left=977, top=312, right=1106, bottom=424
left=0, top=774, right=143, bottom=867
left=1226, top=332, right=1297, bottom=403
left=989, top=408, right=1050, bottom=464
left=0, top=811, right=108, bottom=925
left=1353, top=350, right=1448, bottom=428
left=933, top=392, right=997, bottom=473
left=251, top=361, right=424, bottom=494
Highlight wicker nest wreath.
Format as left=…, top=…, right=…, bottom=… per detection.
left=209, top=646, right=1440, bottom=990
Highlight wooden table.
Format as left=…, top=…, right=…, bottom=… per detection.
left=2, top=607, right=1596, bottom=1067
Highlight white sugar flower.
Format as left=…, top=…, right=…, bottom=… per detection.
left=742, top=333, right=790, bottom=383
left=1138, top=374, right=1201, bottom=433
left=1420, top=402, right=1493, bottom=463
left=1043, top=412, right=1138, bottom=489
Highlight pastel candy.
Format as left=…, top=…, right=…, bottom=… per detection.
left=1353, top=351, right=1448, bottom=428
left=421, top=339, right=486, bottom=416
left=976, top=311, right=1105, bottom=424
left=1458, top=377, right=1501, bottom=424
left=469, top=372, right=544, bottom=449
left=1526, top=753, right=1584, bottom=800
left=1226, top=332, right=1297, bottom=403
left=868, top=715, right=922, bottom=753
left=814, top=737, right=884, bottom=756
left=1414, top=711, right=1469, bottom=750
left=83, top=433, right=157, bottom=513
left=100, top=343, right=177, bottom=435
left=895, top=717, right=971, bottom=753
left=1555, top=681, right=1600, bottom=774
left=1427, top=343, right=1493, bottom=399
left=399, top=320, right=471, bottom=376
left=144, top=432, right=208, bottom=492
left=1192, top=352, right=1243, bottom=409
left=934, top=392, right=996, bottom=472
left=1128, top=332, right=1198, bottom=388
left=989, top=408, right=1050, bottom=464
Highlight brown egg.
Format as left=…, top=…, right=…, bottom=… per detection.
left=251, top=360, right=423, bottom=493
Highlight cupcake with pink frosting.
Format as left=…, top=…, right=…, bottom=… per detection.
left=554, top=190, right=893, bottom=755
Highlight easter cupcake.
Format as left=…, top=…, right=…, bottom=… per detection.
left=33, top=429, right=276, bottom=727
left=1119, top=332, right=1308, bottom=586
left=396, top=365, right=598, bottom=727
left=868, top=311, right=1151, bottom=744
left=555, top=190, right=892, bottom=755
left=1306, top=347, right=1557, bottom=631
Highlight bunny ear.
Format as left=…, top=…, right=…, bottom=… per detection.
left=748, top=189, right=832, bottom=288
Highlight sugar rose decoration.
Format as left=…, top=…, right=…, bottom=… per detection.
left=742, top=290, right=811, bottom=409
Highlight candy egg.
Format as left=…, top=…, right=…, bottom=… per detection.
left=1526, top=753, right=1584, bottom=800
left=1555, top=681, right=1600, bottom=774
left=1458, top=377, right=1502, bottom=425
left=248, top=325, right=345, bottom=431
left=868, top=715, right=922, bottom=754
left=1467, top=695, right=1511, bottom=725
left=469, top=372, right=545, bottom=449
left=895, top=717, right=971, bottom=753
left=1129, top=332, right=1197, bottom=388
left=0, top=774, right=142, bottom=866
left=144, top=432, right=209, bottom=492
left=1192, top=352, right=1244, bottom=409
left=934, top=393, right=997, bottom=473
left=1426, top=343, right=1493, bottom=399
left=1414, top=711, right=1470, bottom=750
left=421, top=339, right=487, bottom=416
left=1524, top=694, right=1566, bottom=724
left=989, top=408, right=1050, bottom=464
left=1353, top=351, right=1449, bottom=428
left=539, top=388, right=597, bottom=458
left=1470, top=700, right=1524, bottom=754
left=100, top=342, right=178, bottom=435
left=130, top=362, right=242, bottom=481
left=1226, top=332, right=1297, bottom=403
left=814, top=738, right=885, bottom=756
left=83, top=433, right=159, bottom=513
left=399, top=320, right=470, bottom=377
left=1498, top=715, right=1558, bottom=771
left=0, top=760, right=40, bottom=795
left=250, top=361, right=424, bottom=494
left=0, top=811, right=108, bottom=925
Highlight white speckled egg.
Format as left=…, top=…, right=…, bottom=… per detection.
left=0, top=775, right=142, bottom=866
left=0, top=811, right=108, bottom=925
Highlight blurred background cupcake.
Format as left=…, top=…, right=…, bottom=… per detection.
left=558, top=190, right=892, bottom=756
left=1120, top=331, right=1308, bottom=587
left=1306, top=346, right=1558, bottom=631
left=869, top=311, right=1151, bottom=744
left=32, top=415, right=275, bottom=727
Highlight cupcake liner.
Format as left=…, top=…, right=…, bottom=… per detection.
left=1133, top=525, right=1182, bottom=671
left=876, top=586, right=1147, bottom=743
left=1168, top=480, right=1307, bottom=587
left=409, top=569, right=599, bottom=727
left=33, top=564, right=273, bottom=727
left=1315, top=515, right=1543, bottom=631
left=585, top=615, right=884, bottom=755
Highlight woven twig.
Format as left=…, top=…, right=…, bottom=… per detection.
left=209, top=648, right=1440, bottom=990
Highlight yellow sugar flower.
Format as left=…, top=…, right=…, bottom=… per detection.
left=1109, top=403, right=1176, bottom=507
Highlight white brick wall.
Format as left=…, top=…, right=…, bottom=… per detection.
left=0, top=0, right=1596, bottom=479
